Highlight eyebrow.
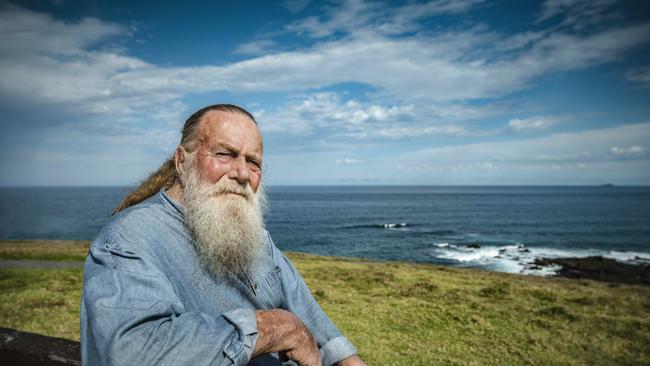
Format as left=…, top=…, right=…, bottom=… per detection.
left=211, top=142, right=262, bottom=161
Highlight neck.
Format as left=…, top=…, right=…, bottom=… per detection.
left=166, top=183, right=183, bottom=205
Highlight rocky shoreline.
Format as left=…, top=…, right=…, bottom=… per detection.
left=535, top=256, right=650, bottom=285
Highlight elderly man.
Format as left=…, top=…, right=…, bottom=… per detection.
left=80, top=104, right=366, bottom=366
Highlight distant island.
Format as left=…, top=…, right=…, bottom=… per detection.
left=600, top=183, right=615, bottom=187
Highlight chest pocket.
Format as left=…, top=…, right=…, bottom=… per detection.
left=260, top=265, right=283, bottom=308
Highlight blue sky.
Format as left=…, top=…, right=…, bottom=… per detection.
left=1, top=0, right=649, bottom=186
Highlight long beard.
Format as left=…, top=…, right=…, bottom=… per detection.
left=181, top=160, right=267, bottom=279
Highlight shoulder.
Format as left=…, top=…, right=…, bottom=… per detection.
left=92, top=192, right=184, bottom=255
left=263, top=230, right=282, bottom=259
left=264, top=232, right=298, bottom=270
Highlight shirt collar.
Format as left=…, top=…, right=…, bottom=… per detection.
left=159, top=188, right=184, bottom=217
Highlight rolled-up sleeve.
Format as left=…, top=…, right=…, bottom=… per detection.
left=222, top=309, right=258, bottom=364
left=320, top=337, right=358, bottom=366
left=81, top=240, right=259, bottom=366
left=269, top=239, right=357, bottom=365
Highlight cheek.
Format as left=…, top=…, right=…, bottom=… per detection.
left=197, top=155, right=229, bottom=183
left=250, top=172, right=262, bottom=192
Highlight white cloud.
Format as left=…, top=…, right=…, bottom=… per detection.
left=265, top=123, right=650, bottom=185
left=284, top=0, right=311, bottom=13
left=284, top=0, right=381, bottom=38
left=350, top=124, right=472, bottom=140
left=0, top=3, right=127, bottom=57
left=626, top=65, right=650, bottom=87
left=537, top=0, right=620, bottom=29
left=372, top=0, right=487, bottom=35
left=509, top=116, right=562, bottom=131
left=398, top=122, right=650, bottom=170
left=233, top=39, right=279, bottom=55
left=610, top=145, right=643, bottom=155
left=398, top=161, right=496, bottom=172
left=2, top=3, right=649, bottom=119
left=286, top=0, right=485, bottom=37
left=112, top=21, right=650, bottom=103
left=2, top=2, right=650, bottom=185
left=401, top=0, right=485, bottom=15
left=335, top=157, right=363, bottom=164
left=533, top=152, right=592, bottom=161
left=255, top=92, right=501, bottom=142
left=257, top=92, right=416, bottom=135
left=0, top=6, right=159, bottom=115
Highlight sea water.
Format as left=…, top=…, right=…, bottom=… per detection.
left=1, top=186, right=649, bottom=275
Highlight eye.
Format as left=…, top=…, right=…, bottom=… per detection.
left=213, top=151, right=234, bottom=161
left=247, top=159, right=262, bottom=172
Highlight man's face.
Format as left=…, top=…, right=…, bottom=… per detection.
left=178, top=110, right=266, bottom=278
left=193, top=110, right=263, bottom=192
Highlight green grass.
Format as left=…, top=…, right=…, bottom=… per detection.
left=293, top=254, right=650, bottom=366
left=0, top=268, right=83, bottom=341
left=1, top=241, right=650, bottom=365
left=0, top=240, right=89, bottom=261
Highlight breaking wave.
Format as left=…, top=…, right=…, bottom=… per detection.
left=431, top=243, right=650, bottom=276
left=346, top=223, right=410, bottom=229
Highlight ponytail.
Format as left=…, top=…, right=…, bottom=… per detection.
left=113, top=157, right=177, bottom=214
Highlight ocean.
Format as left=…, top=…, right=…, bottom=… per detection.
left=1, top=186, right=649, bottom=275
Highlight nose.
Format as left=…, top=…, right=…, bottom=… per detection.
left=227, top=156, right=250, bottom=186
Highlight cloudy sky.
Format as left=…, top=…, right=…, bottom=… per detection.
left=1, top=0, right=649, bottom=186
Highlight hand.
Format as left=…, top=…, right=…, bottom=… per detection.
left=338, top=355, right=368, bottom=366
left=278, top=318, right=320, bottom=366
left=253, top=309, right=321, bottom=366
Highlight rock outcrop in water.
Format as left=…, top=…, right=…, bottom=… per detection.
left=535, top=256, right=650, bottom=285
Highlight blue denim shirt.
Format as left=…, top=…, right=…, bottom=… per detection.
left=80, top=189, right=356, bottom=365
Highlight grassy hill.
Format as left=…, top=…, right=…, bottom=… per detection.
left=1, top=240, right=649, bottom=365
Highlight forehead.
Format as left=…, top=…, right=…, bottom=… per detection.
left=198, top=110, right=262, bottom=153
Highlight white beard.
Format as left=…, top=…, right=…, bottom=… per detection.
left=180, top=157, right=267, bottom=278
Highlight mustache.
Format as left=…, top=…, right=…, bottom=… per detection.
left=207, top=180, right=253, bottom=201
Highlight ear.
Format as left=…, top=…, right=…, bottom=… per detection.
left=174, top=146, right=186, bottom=184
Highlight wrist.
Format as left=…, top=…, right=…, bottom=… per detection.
left=253, top=309, right=303, bottom=356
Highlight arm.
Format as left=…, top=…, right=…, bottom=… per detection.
left=81, top=240, right=258, bottom=365
left=252, top=309, right=320, bottom=366
left=268, top=238, right=363, bottom=365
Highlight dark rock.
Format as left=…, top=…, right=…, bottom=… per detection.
left=0, top=327, right=80, bottom=365
left=535, top=256, right=650, bottom=286
left=466, top=243, right=481, bottom=249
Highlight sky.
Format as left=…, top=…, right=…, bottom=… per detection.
left=1, top=0, right=649, bottom=186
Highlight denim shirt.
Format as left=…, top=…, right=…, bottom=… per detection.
left=80, top=189, right=356, bottom=365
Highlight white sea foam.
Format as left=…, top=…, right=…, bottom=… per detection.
left=383, top=223, right=407, bottom=228
left=431, top=242, right=650, bottom=276
left=606, top=251, right=650, bottom=263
